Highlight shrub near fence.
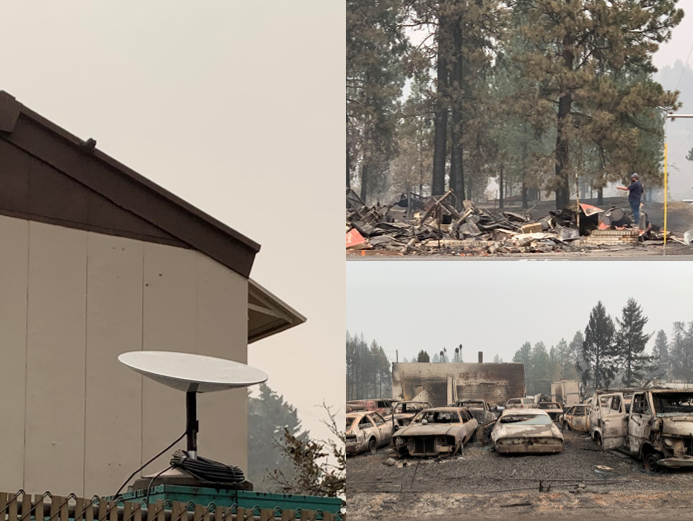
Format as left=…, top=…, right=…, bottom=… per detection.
left=0, top=492, right=344, bottom=521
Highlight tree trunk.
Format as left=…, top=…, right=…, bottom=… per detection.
left=346, top=146, right=351, bottom=188
left=499, top=163, right=505, bottom=209
left=521, top=127, right=529, bottom=208
left=554, top=32, right=574, bottom=210
left=522, top=181, right=528, bottom=209
left=360, top=161, right=369, bottom=203
left=597, top=186, right=604, bottom=206
left=450, top=19, right=465, bottom=207
left=432, top=12, right=451, bottom=196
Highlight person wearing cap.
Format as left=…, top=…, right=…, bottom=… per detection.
left=617, top=173, right=644, bottom=225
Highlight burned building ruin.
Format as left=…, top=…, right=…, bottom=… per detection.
left=392, top=361, right=525, bottom=407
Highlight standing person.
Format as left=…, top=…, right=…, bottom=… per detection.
left=617, top=173, right=644, bottom=225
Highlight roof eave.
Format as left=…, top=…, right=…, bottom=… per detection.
left=248, top=279, right=306, bottom=344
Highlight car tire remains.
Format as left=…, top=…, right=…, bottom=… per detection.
left=644, top=451, right=663, bottom=473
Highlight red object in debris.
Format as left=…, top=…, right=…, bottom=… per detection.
left=579, top=203, right=603, bottom=217
left=346, top=228, right=368, bottom=249
left=598, top=222, right=609, bottom=230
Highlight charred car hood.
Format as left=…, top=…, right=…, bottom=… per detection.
left=492, top=423, right=562, bottom=442
left=661, top=416, right=693, bottom=436
left=394, top=423, right=458, bottom=438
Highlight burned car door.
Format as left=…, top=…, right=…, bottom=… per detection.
left=628, top=392, right=653, bottom=455
left=599, top=393, right=627, bottom=449
left=459, top=409, right=475, bottom=444
left=371, top=411, right=393, bottom=446
left=359, top=415, right=380, bottom=449
left=562, top=406, right=574, bottom=429
left=572, top=406, right=587, bottom=431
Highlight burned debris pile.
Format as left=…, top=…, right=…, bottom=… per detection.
left=346, top=188, right=672, bottom=255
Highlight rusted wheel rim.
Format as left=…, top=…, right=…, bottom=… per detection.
left=368, top=437, right=377, bottom=454
left=644, top=453, right=662, bottom=473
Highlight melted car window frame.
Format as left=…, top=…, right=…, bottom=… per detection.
left=500, top=414, right=553, bottom=425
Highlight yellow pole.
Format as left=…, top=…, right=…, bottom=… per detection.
left=664, top=141, right=668, bottom=247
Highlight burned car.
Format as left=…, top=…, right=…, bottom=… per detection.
left=454, top=399, right=499, bottom=425
left=390, top=401, right=432, bottom=430
left=392, top=407, right=478, bottom=457
left=346, top=411, right=394, bottom=455
left=560, top=404, right=590, bottom=432
left=346, top=403, right=366, bottom=413
left=589, top=388, right=693, bottom=471
left=346, top=398, right=393, bottom=417
left=538, top=401, right=563, bottom=421
left=505, top=397, right=537, bottom=409
left=491, top=408, right=564, bottom=454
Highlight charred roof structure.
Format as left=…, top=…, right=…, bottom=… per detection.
left=392, top=362, right=525, bottom=407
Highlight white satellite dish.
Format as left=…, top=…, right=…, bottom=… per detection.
left=118, top=351, right=268, bottom=459
left=118, top=351, right=267, bottom=392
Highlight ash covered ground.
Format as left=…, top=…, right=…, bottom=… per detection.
left=347, top=430, right=693, bottom=519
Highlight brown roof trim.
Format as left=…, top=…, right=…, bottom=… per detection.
left=248, top=279, right=307, bottom=344
left=0, top=91, right=260, bottom=278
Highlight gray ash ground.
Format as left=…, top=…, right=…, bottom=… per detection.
left=347, top=431, right=693, bottom=519
left=347, top=430, right=693, bottom=495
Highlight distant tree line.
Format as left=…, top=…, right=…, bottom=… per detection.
left=346, top=331, right=392, bottom=400
left=346, top=333, right=467, bottom=399
left=512, top=298, right=693, bottom=396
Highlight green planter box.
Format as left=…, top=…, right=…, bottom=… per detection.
left=112, top=485, right=342, bottom=517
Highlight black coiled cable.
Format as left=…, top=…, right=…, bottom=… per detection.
left=170, top=449, right=245, bottom=484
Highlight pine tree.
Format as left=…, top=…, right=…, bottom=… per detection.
left=407, top=0, right=504, bottom=200
left=417, top=350, right=431, bottom=363
left=513, top=0, right=682, bottom=208
left=582, top=301, right=618, bottom=389
left=615, top=298, right=654, bottom=387
left=248, top=383, right=307, bottom=488
left=391, top=70, right=435, bottom=196
left=513, top=341, right=533, bottom=392
left=346, top=332, right=392, bottom=399
left=670, top=322, right=693, bottom=383
left=530, top=341, right=550, bottom=395
left=347, top=0, right=408, bottom=200
left=569, top=331, right=586, bottom=383
left=548, top=344, right=562, bottom=385
left=648, top=330, right=669, bottom=380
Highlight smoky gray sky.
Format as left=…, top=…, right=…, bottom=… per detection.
left=0, top=1, right=344, bottom=441
left=347, top=261, right=693, bottom=364
left=653, top=7, right=693, bottom=70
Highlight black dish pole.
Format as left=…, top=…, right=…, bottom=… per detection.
left=186, top=391, right=198, bottom=459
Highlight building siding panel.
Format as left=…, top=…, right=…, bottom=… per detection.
left=196, top=254, right=248, bottom=471
left=25, top=222, right=87, bottom=495
left=0, top=216, right=29, bottom=492
left=84, top=233, right=144, bottom=496
left=141, top=243, right=198, bottom=474
left=0, top=215, right=250, bottom=496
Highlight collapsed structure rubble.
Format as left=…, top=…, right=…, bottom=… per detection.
left=346, top=188, right=676, bottom=255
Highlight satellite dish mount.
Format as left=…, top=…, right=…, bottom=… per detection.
left=119, top=351, right=268, bottom=462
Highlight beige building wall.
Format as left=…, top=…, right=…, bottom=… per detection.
left=0, top=214, right=248, bottom=497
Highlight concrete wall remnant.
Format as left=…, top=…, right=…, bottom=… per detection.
left=392, top=362, right=525, bottom=407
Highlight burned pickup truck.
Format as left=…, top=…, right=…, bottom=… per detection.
left=589, top=388, right=693, bottom=471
